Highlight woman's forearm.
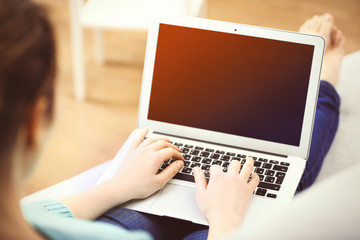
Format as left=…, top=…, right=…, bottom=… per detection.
left=60, top=181, right=130, bottom=220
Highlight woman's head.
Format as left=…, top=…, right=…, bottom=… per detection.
left=0, top=0, right=56, bottom=173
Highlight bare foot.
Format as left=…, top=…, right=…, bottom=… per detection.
left=299, top=13, right=345, bottom=86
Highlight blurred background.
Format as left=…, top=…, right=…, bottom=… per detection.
left=25, top=0, right=360, bottom=195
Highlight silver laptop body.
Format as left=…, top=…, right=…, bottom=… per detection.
left=98, top=16, right=324, bottom=225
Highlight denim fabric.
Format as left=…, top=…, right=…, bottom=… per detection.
left=96, top=207, right=208, bottom=240
left=96, top=80, right=340, bottom=239
left=296, top=80, right=340, bottom=193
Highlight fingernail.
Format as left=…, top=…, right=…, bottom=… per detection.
left=176, top=161, right=184, bottom=168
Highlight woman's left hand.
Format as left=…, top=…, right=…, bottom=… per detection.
left=101, top=128, right=184, bottom=202
left=61, top=128, right=184, bottom=220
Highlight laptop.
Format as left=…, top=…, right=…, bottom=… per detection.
left=97, top=16, right=324, bottom=225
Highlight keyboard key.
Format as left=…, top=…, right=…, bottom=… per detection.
left=280, top=162, right=290, bottom=166
left=190, top=150, right=200, bottom=155
left=275, top=176, right=284, bottom=184
left=184, top=155, right=191, bottom=160
left=258, top=182, right=281, bottom=191
left=226, top=152, right=235, bottom=156
left=195, top=146, right=204, bottom=150
left=220, top=155, right=231, bottom=161
left=202, top=164, right=211, bottom=171
left=192, top=156, right=202, bottom=162
left=210, top=154, right=220, bottom=160
left=169, top=158, right=176, bottom=163
left=241, top=159, right=246, bottom=164
left=184, top=161, right=190, bottom=167
left=202, top=158, right=212, bottom=164
left=270, top=160, right=279, bottom=164
left=169, top=141, right=173, bottom=144
left=200, top=151, right=210, bottom=157
left=181, top=148, right=190, bottom=154
left=232, top=157, right=241, bottom=161
left=204, top=171, right=210, bottom=178
left=255, top=168, right=264, bottom=174
left=276, top=172, right=286, bottom=178
left=262, top=163, right=272, bottom=169
left=255, top=188, right=267, bottom=196
left=254, top=161, right=262, bottom=167
left=174, top=173, right=194, bottom=182
left=258, top=158, right=268, bottom=162
left=237, top=154, right=246, bottom=158
left=191, top=162, right=201, bottom=168
left=249, top=156, right=257, bottom=160
left=258, top=174, right=264, bottom=181
left=185, top=144, right=194, bottom=148
left=174, top=142, right=183, bottom=147
left=205, top=148, right=214, bottom=152
left=222, top=162, right=230, bottom=168
left=265, top=170, right=275, bottom=176
left=216, top=150, right=225, bottom=154
left=273, top=165, right=288, bottom=172
left=267, top=193, right=277, bottom=199
left=265, top=176, right=275, bottom=183
left=213, top=160, right=222, bottom=166
left=161, top=162, right=170, bottom=169
left=181, top=167, right=193, bottom=174
left=223, top=168, right=228, bottom=173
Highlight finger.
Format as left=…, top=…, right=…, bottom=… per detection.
left=139, top=136, right=169, bottom=148
left=156, top=147, right=184, bottom=163
left=193, top=167, right=207, bottom=193
left=227, top=159, right=241, bottom=175
left=209, top=164, right=223, bottom=177
left=248, top=172, right=260, bottom=190
left=156, top=160, right=184, bottom=184
left=147, top=140, right=180, bottom=152
left=240, top=157, right=254, bottom=180
left=130, top=128, right=149, bottom=149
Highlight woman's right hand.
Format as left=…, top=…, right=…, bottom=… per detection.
left=193, top=157, right=259, bottom=240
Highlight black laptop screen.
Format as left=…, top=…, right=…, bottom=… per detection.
left=147, top=23, right=315, bottom=146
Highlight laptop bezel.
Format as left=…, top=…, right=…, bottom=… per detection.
left=137, top=15, right=324, bottom=159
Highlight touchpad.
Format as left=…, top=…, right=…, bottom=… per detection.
left=150, top=183, right=207, bottom=225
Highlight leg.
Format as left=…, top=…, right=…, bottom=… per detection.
left=297, top=14, right=345, bottom=192
left=95, top=206, right=208, bottom=240
left=69, top=0, right=86, bottom=101
left=95, top=207, right=168, bottom=240
left=183, top=229, right=209, bottom=240
left=296, top=80, right=340, bottom=192
left=93, top=28, right=104, bottom=64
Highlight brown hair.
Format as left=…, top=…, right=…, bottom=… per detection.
left=0, top=0, right=56, bottom=159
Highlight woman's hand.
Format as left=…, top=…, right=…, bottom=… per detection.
left=61, top=128, right=184, bottom=220
left=102, top=128, right=184, bottom=201
left=193, top=157, right=259, bottom=240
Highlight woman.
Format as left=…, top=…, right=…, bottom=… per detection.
left=0, top=0, right=343, bottom=239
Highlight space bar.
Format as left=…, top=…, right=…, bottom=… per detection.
left=173, top=173, right=195, bottom=182
left=258, top=182, right=281, bottom=191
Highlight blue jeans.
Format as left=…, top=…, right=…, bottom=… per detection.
left=96, top=81, right=340, bottom=240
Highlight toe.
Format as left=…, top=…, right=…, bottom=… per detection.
left=330, top=26, right=345, bottom=50
left=299, top=19, right=312, bottom=33
left=322, top=13, right=334, bottom=23
left=312, top=15, right=321, bottom=30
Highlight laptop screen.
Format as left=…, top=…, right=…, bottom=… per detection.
left=148, top=23, right=315, bottom=147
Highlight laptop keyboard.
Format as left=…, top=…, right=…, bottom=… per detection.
left=158, top=140, right=290, bottom=199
